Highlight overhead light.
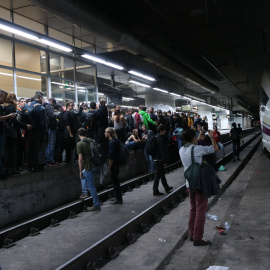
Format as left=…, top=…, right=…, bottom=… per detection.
left=78, top=90, right=86, bottom=92
left=182, top=96, right=192, bottom=100
left=170, top=93, right=181, bottom=97
left=38, top=38, right=72, bottom=52
left=0, top=72, right=12, bottom=76
left=82, top=54, right=124, bottom=70
left=129, top=80, right=151, bottom=88
left=123, top=97, right=134, bottom=100
left=55, top=98, right=63, bottom=101
left=153, top=87, right=169, bottom=93
left=17, top=75, right=41, bottom=81
left=103, top=61, right=124, bottom=70
left=98, top=93, right=104, bottom=95
left=51, top=82, right=75, bottom=87
left=77, top=87, right=86, bottom=89
left=0, top=23, right=39, bottom=40
left=128, top=70, right=155, bottom=81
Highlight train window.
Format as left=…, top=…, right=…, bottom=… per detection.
left=260, top=87, right=269, bottom=112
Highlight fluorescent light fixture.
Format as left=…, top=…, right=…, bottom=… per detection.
left=129, top=80, right=151, bottom=88
left=153, top=87, right=169, bottom=93
left=82, top=54, right=105, bottom=64
left=17, top=75, right=41, bottom=81
left=55, top=98, right=63, bottom=101
left=51, top=82, right=75, bottom=87
left=82, top=54, right=124, bottom=70
left=183, top=96, right=192, bottom=100
left=78, top=90, right=86, bottom=93
left=170, top=93, right=181, bottom=97
left=77, top=87, right=86, bottom=89
left=128, top=70, right=155, bottom=81
left=98, top=93, right=104, bottom=95
left=104, top=61, right=124, bottom=70
left=0, top=23, right=39, bottom=40
left=0, top=72, right=12, bottom=76
left=38, top=39, right=72, bottom=52
left=123, top=97, right=134, bottom=100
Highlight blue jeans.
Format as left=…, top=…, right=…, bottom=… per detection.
left=82, top=167, right=100, bottom=207
left=218, top=142, right=225, bottom=156
left=46, top=129, right=56, bottom=164
left=177, top=137, right=183, bottom=150
left=144, top=147, right=154, bottom=172
left=0, top=134, right=6, bottom=175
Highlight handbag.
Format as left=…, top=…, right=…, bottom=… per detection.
left=184, top=146, right=201, bottom=196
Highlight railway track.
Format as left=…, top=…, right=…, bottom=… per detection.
left=0, top=131, right=261, bottom=269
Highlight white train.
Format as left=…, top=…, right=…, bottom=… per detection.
left=260, top=69, right=270, bottom=152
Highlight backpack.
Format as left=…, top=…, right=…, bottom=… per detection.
left=231, top=128, right=239, bottom=141
left=184, top=146, right=201, bottom=196
left=117, top=140, right=129, bottom=166
left=56, top=111, right=66, bottom=131
left=145, top=135, right=157, bottom=156
left=88, top=138, right=107, bottom=166
left=21, top=103, right=41, bottom=124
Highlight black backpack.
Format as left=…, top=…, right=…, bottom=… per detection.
left=89, top=138, right=107, bottom=166
left=231, top=128, right=240, bottom=141
left=21, top=103, right=41, bottom=124
left=145, top=135, right=157, bottom=156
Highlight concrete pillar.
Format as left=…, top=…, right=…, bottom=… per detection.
left=144, top=94, right=175, bottom=112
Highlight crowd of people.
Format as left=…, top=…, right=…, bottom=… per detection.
left=0, top=88, right=245, bottom=245
left=0, top=88, right=220, bottom=179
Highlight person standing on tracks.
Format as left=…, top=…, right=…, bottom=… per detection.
left=213, top=126, right=225, bottom=157
left=180, top=128, right=218, bottom=246
left=229, top=122, right=241, bottom=161
left=105, top=127, right=123, bottom=204
left=77, top=127, right=101, bottom=211
left=153, top=125, right=173, bottom=196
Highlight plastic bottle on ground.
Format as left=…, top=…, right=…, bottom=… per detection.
left=224, top=221, right=230, bottom=231
left=205, top=214, right=219, bottom=221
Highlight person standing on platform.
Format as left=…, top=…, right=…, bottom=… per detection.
left=139, top=105, right=157, bottom=132
left=0, top=89, right=16, bottom=179
left=96, top=98, right=108, bottom=151
left=153, top=125, right=173, bottom=196
left=26, top=93, right=47, bottom=172
left=180, top=128, right=218, bottom=246
left=148, top=107, right=158, bottom=134
left=142, top=124, right=155, bottom=175
left=77, top=128, right=101, bottom=211
left=229, top=122, right=241, bottom=161
left=105, top=127, right=123, bottom=204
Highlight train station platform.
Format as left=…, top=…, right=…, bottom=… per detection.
left=0, top=131, right=263, bottom=269
left=103, top=139, right=268, bottom=270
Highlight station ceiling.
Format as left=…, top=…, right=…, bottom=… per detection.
left=2, top=0, right=270, bottom=116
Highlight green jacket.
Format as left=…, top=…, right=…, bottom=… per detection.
left=139, top=110, right=157, bottom=129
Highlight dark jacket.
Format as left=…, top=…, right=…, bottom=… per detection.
left=70, top=106, right=83, bottom=130
left=96, top=105, right=108, bottom=129
left=30, top=100, right=47, bottom=134
left=43, top=102, right=57, bottom=130
left=108, top=138, right=120, bottom=167
left=198, top=161, right=221, bottom=198
left=155, top=134, right=167, bottom=162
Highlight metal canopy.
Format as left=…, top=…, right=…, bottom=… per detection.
left=1, top=0, right=269, bottom=115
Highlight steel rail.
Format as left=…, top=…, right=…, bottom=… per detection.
left=56, top=185, right=188, bottom=270
left=56, top=131, right=261, bottom=270
left=0, top=131, right=260, bottom=249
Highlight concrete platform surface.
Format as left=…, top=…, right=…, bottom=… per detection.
left=102, top=140, right=264, bottom=270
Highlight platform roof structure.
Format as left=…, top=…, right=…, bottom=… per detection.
left=1, top=0, right=269, bottom=117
